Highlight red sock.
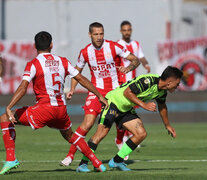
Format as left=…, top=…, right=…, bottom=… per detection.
left=116, top=125, right=125, bottom=144
left=69, top=132, right=102, bottom=168
left=125, top=130, right=132, bottom=137
left=0, top=122, right=16, bottom=161
left=66, top=126, right=88, bottom=160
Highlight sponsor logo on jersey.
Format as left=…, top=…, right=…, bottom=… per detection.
left=144, top=78, right=150, bottom=84
left=91, top=63, right=115, bottom=71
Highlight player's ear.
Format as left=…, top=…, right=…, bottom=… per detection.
left=50, top=42, right=53, bottom=49
left=88, top=32, right=92, bottom=38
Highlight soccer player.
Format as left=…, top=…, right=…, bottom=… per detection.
left=0, top=55, right=3, bottom=84
left=115, top=20, right=151, bottom=159
left=78, top=66, right=183, bottom=171
left=60, top=22, right=140, bottom=172
left=0, top=31, right=108, bottom=175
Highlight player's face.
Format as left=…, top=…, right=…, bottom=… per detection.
left=89, top=27, right=104, bottom=49
left=121, top=24, right=132, bottom=41
left=167, top=78, right=181, bottom=93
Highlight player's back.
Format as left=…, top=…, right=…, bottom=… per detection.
left=23, top=53, right=74, bottom=106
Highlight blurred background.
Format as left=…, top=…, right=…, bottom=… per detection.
left=0, top=0, right=207, bottom=123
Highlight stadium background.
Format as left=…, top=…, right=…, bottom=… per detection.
left=0, top=0, right=207, bottom=122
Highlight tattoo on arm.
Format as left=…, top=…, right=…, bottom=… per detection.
left=126, top=55, right=140, bottom=72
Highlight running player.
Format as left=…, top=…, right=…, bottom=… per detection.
left=115, top=20, right=151, bottom=159
left=60, top=22, right=140, bottom=172
left=0, top=31, right=108, bottom=175
left=78, top=66, right=183, bottom=171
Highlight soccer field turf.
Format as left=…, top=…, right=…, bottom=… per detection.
left=0, top=122, right=207, bottom=180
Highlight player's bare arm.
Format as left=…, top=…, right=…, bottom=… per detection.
left=66, top=66, right=83, bottom=100
left=140, top=57, right=151, bottom=73
left=74, top=73, right=108, bottom=109
left=123, top=87, right=156, bottom=112
left=119, top=53, right=140, bottom=74
left=6, top=80, right=29, bottom=124
left=158, top=102, right=176, bottom=138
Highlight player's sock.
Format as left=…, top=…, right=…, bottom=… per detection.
left=116, top=126, right=125, bottom=144
left=114, top=138, right=137, bottom=163
left=66, top=126, right=88, bottom=160
left=69, top=132, right=101, bottom=168
left=0, top=122, right=16, bottom=161
left=79, top=140, right=98, bottom=166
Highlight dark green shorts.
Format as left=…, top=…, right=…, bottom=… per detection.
left=98, top=101, right=139, bottom=129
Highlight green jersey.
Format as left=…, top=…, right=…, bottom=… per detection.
left=106, top=74, right=167, bottom=112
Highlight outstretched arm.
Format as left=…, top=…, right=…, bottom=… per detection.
left=66, top=66, right=83, bottom=100
left=6, top=80, right=29, bottom=123
left=158, top=103, right=176, bottom=138
left=118, top=53, right=140, bottom=74
left=73, top=73, right=108, bottom=109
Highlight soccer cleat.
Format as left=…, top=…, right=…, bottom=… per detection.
left=0, top=159, right=20, bottom=175
left=59, top=156, right=72, bottom=167
left=94, top=164, right=106, bottom=172
left=76, top=164, right=91, bottom=173
left=115, top=138, right=123, bottom=150
left=108, top=158, right=131, bottom=171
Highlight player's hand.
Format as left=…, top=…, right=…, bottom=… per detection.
left=166, top=125, right=176, bottom=138
left=99, top=96, right=108, bottom=110
left=144, top=64, right=151, bottom=73
left=143, top=102, right=156, bottom=112
left=66, top=90, right=74, bottom=100
left=6, top=107, right=16, bottom=124
left=117, top=66, right=130, bottom=74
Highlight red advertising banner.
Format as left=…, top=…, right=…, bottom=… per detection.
left=157, top=37, right=207, bottom=91
left=0, top=40, right=37, bottom=94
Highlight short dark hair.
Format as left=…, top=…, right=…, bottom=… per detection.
left=160, top=66, right=183, bottom=80
left=35, top=31, right=52, bottom=51
left=89, top=22, right=104, bottom=33
left=120, top=20, right=131, bottom=28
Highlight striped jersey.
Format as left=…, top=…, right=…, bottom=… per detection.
left=76, top=40, right=130, bottom=93
left=118, top=39, right=145, bottom=83
left=106, top=74, right=167, bottom=112
left=23, top=53, right=79, bottom=106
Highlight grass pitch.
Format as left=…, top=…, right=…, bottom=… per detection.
left=0, top=122, right=207, bottom=180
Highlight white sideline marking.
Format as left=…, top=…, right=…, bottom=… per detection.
left=1, top=159, right=207, bottom=163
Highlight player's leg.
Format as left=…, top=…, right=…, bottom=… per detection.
left=60, top=114, right=97, bottom=166
left=60, top=94, right=101, bottom=166
left=109, top=112, right=147, bottom=171
left=60, top=128, right=106, bottom=172
left=76, top=101, right=116, bottom=172
left=0, top=107, right=31, bottom=175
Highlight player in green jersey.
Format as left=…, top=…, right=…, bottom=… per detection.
left=79, top=66, right=183, bottom=171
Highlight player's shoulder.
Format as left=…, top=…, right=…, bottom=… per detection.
left=136, top=74, right=159, bottom=84
left=80, top=43, right=92, bottom=52
left=105, top=39, right=124, bottom=48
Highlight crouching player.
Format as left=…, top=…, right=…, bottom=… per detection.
left=78, top=66, right=183, bottom=171
left=0, top=31, right=108, bottom=175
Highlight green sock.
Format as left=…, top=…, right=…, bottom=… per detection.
left=117, top=143, right=133, bottom=159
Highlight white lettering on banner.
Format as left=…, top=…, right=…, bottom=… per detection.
left=157, top=37, right=207, bottom=91
left=0, top=40, right=36, bottom=94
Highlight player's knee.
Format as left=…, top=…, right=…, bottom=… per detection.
left=134, top=129, right=147, bottom=141
left=81, top=120, right=94, bottom=131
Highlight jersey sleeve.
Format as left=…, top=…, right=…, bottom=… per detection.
left=76, top=50, right=86, bottom=68
left=137, top=44, right=145, bottom=59
left=129, top=77, right=151, bottom=95
left=156, top=92, right=167, bottom=104
left=67, top=60, right=79, bottom=78
left=22, top=62, right=36, bottom=82
left=114, top=42, right=130, bottom=58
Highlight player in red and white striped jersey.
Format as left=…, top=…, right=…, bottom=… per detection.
left=0, top=31, right=108, bottom=174
left=60, top=22, right=140, bottom=171
left=115, top=21, right=151, bottom=159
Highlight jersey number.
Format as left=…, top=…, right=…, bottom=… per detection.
left=52, top=73, right=61, bottom=93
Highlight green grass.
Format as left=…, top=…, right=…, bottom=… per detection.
left=0, top=122, right=207, bottom=180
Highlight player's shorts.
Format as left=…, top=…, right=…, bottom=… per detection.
left=98, top=100, right=139, bottom=129
left=83, top=89, right=109, bottom=116
left=15, top=104, right=71, bottom=130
